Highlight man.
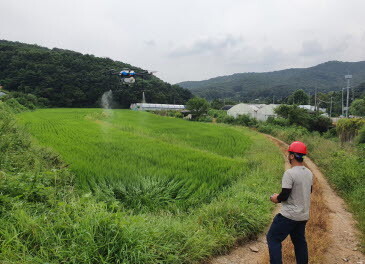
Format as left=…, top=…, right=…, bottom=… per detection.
left=267, top=141, right=313, bottom=264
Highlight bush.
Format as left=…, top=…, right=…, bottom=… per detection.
left=322, top=127, right=337, bottom=139
left=336, top=118, right=365, bottom=143
left=267, top=117, right=290, bottom=127
left=207, top=109, right=227, bottom=119
left=275, top=104, right=331, bottom=132
left=1, top=92, right=49, bottom=109
left=216, top=114, right=258, bottom=127
left=197, top=115, right=213, bottom=123
left=219, top=115, right=235, bottom=124
left=168, top=111, right=183, bottom=118
left=257, top=124, right=274, bottom=134
left=309, top=114, right=333, bottom=133
left=2, top=98, right=28, bottom=113
left=356, top=125, right=365, bottom=144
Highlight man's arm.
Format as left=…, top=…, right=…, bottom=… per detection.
left=270, top=188, right=292, bottom=203
left=277, top=188, right=292, bottom=202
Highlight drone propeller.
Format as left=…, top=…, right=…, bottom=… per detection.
left=104, top=69, right=118, bottom=75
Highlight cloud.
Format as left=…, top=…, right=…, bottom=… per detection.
left=144, top=40, right=156, bottom=47
left=168, top=34, right=243, bottom=57
left=1, top=0, right=365, bottom=83
left=300, top=40, right=324, bottom=57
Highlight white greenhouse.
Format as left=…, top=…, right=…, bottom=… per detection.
left=227, top=103, right=279, bottom=121
left=130, top=103, right=185, bottom=111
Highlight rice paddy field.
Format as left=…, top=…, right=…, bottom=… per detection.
left=7, top=108, right=284, bottom=263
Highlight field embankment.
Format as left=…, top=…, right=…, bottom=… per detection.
left=0, top=107, right=284, bottom=263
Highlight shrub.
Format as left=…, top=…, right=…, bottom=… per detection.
left=2, top=98, right=28, bottom=113
left=207, top=109, right=227, bottom=119
left=336, top=118, right=365, bottom=143
left=355, top=125, right=365, bottom=144
left=257, top=124, right=274, bottom=134
left=219, top=115, right=235, bottom=124
left=1, top=92, right=48, bottom=109
left=308, top=114, right=332, bottom=133
left=275, top=104, right=331, bottom=132
left=197, top=115, right=213, bottom=123
left=267, top=117, right=290, bottom=127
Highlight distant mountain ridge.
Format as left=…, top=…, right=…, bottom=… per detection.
left=177, top=61, right=365, bottom=101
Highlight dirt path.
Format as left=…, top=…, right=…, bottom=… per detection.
left=210, top=135, right=364, bottom=264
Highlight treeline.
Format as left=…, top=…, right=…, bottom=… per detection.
left=0, top=40, right=192, bottom=108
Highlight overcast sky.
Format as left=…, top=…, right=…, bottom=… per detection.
left=1, top=0, right=365, bottom=83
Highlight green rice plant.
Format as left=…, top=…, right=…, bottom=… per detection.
left=0, top=108, right=284, bottom=263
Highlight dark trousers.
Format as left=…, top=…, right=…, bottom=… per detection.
left=266, top=213, right=308, bottom=264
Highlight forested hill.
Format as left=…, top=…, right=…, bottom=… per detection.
left=177, top=61, right=365, bottom=101
left=0, top=40, right=192, bottom=108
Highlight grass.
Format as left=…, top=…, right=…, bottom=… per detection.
left=0, top=107, right=284, bottom=263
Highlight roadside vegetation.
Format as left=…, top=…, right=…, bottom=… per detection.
left=1, top=103, right=284, bottom=263
left=167, top=96, right=365, bottom=249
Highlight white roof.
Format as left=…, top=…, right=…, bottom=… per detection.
left=132, top=103, right=185, bottom=109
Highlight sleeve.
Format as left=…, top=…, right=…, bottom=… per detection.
left=277, top=188, right=292, bottom=202
left=282, top=171, right=293, bottom=189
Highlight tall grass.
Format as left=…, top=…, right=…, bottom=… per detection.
left=0, top=108, right=284, bottom=263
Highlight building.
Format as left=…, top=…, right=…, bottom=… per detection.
left=227, top=103, right=279, bottom=121
left=298, top=105, right=326, bottom=113
left=130, top=103, right=185, bottom=111
left=221, top=105, right=234, bottom=110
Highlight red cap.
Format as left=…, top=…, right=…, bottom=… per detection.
left=288, top=141, right=307, bottom=155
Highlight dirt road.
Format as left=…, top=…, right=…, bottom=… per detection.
left=210, top=135, right=364, bottom=264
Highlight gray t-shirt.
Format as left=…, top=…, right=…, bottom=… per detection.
left=280, top=166, right=313, bottom=221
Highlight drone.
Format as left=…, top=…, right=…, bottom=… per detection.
left=105, top=68, right=156, bottom=85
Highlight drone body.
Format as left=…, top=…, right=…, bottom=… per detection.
left=106, top=68, right=155, bottom=85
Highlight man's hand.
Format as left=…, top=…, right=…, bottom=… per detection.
left=270, top=193, right=279, bottom=203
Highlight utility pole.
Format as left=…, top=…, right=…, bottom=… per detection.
left=341, top=87, right=345, bottom=116
left=308, top=92, right=311, bottom=105
left=345, top=75, right=352, bottom=118
left=330, top=96, right=333, bottom=117
left=314, top=87, right=317, bottom=111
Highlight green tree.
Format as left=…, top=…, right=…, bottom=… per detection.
left=287, top=89, right=310, bottom=105
left=274, top=104, right=332, bottom=132
left=350, top=99, right=365, bottom=116
left=0, top=40, right=193, bottom=108
left=210, top=99, right=224, bottom=109
left=186, top=97, right=210, bottom=118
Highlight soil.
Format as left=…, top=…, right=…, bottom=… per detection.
left=209, top=135, right=364, bottom=264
